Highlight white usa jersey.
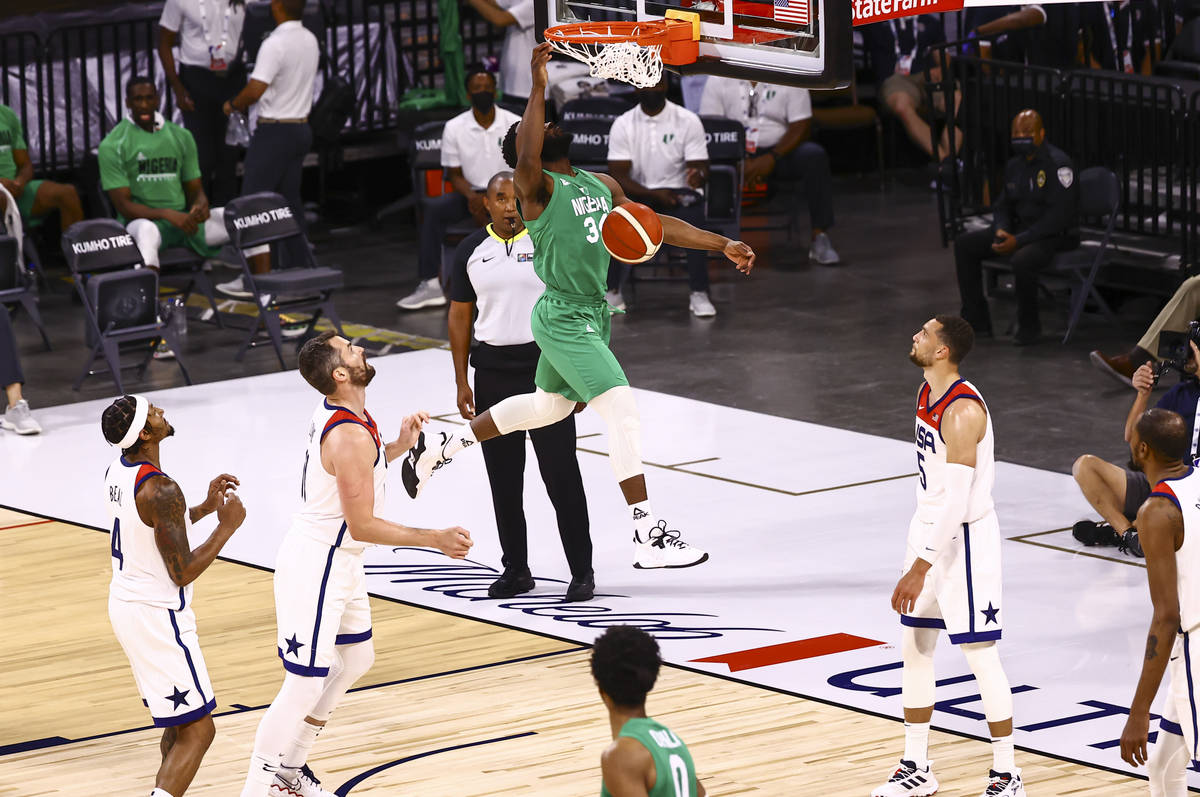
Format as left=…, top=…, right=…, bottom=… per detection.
left=1149, top=468, right=1200, bottom=633
left=105, top=456, right=191, bottom=610
left=291, top=399, right=386, bottom=552
left=914, top=378, right=995, bottom=524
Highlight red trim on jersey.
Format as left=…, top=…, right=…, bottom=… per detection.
left=321, top=408, right=382, bottom=449
left=1150, top=482, right=1181, bottom=510
left=916, top=380, right=982, bottom=433
left=134, top=464, right=165, bottom=495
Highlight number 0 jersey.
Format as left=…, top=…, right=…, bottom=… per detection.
left=914, top=378, right=995, bottom=524
left=600, top=717, right=697, bottom=797
left=105, top=456, right=193, bottom=610
left=1148, top=468, right=1200, bottom=633
left=292, top=399, right=386, bottom=552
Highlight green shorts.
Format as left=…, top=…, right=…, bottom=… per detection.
left=16, top=179, right=42, bottom=225
left=151, top=217, right=223, bottom=259
left=531, top=290, right=629, bottom=404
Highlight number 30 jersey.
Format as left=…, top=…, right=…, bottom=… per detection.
left=523, top=167, right=613, bottom=300
left=914, top=379, right=995, bottom=524
left=292, top=399, right=386, bottom=552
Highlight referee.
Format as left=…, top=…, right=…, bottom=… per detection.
left=448, top=171, right=594, bottom=602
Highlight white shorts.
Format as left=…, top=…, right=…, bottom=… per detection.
left=1158, top=632, right=1200, bottom=761
left=275, top=530, right=373, bottom=677
left=108, top=595, right=216, bottom=727
left=901, top=510, right=1003, bottom=645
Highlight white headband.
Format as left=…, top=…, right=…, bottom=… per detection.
left=113, top=394, right=149, bottom=450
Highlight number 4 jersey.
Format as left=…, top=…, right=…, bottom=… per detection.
left=601, top=717, right=698, bottom=797
left=914, top=378, right=995, bottom=524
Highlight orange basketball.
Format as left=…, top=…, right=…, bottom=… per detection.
left=601, top=202, right=664, bottom=264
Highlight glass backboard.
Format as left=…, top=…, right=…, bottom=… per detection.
left=536, top=0, right=852, bottom=88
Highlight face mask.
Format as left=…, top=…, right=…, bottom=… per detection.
left=639, top=92, right=667, bottom=114
left=470, top=91, right=495, bottom=114
left=1011, top=136, right=1036, bottom=156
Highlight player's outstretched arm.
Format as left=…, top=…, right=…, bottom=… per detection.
left=328, top=424, right=473, bottom=557
left=599, top=739, right=653, bottom=797
left=1120, top=497, right=1183, bottom=768
left=514, top=43, right=554, bottom=215
left=144, top=476, right=246, bottom=587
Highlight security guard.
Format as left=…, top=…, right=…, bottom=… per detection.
left=447, top=170, right=594, bottom=602
left=954, top=109, right=1078, bottom=345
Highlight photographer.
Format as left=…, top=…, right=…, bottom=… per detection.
left=1071, top=332, right=1200, bottom=557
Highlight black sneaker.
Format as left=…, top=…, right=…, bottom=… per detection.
left=1118, top=527, right=1144, bottom=558
left=488, top=567, right=535, bottom=598
left=1072, top=520, right=1122, bottom=547
left=565, top=573, right=595, bottom=602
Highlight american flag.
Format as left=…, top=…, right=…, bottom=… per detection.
left=774, top=0, right=810, bottom=25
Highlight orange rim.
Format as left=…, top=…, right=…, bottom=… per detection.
left=544, top=21, right=670, bottom=46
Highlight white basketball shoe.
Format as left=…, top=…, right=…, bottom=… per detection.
left=270, top=765, right=336, bottom=797
left=633, top=520, right=709, bottom=569
left=870, top=760, right=939, bottom=797
left=981, top=769, right=1025, bottom=797
left=401, top=430, right=453, bottom=498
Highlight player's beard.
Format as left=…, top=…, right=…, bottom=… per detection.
left=541, top=127, right=572, bottom=163
left=908, top=349, right=933, bottom=367
left=349, top=361, right=376, bottom=387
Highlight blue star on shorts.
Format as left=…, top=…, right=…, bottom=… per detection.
left=285, top=633, right=305, bottom=657
left=166, top=686, right=191, bottom=709
left=981, top=602, right=1000, bottom=625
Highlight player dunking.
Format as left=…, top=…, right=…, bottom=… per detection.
left=592, top=626, right=706, bottom=797
left=403, top=43, right=756, bottom=569
left=1118, top=408, right=1197, bottom=795
left=101, top=394, right=246, bottom=797
left=873, top=316, right=1025, bottom=797
left=240, top=332, right=472, bottom=797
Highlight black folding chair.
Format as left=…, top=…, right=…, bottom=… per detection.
left=61, top=219, right=191, bottom=392
left=699, top=116, right=745, bottom=243
left=1051, top=167, right=1121, bottom=343
left=222, top=192, right=345, bottom=369
left=0, top=235, right=51, bottom=350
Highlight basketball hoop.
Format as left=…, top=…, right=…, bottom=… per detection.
left=544, top=18, right=698, bottom=89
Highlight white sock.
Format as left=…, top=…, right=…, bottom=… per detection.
left=240, top=753, right=281, bottom=797
left=440, top=425, right=478, bottom=459
left=282, top=719, right=323, bottom=770
left=151, top=790, right=177, bottom=797
left=903, top=721, right=930, bottom=769
left=991, top=734, right=1016, bottom=773
left=631, top=501, right=656, bottom=542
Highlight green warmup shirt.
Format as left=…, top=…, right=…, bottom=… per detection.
left=600, top=717, right=698, bottom=797
left=98, top=118, right=219, bottom=256
left=0, top=104, right=43, bottom=222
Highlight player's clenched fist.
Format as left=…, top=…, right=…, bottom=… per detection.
left=218, top=491, right=246, bottom=529
left=436, top=526, right=473, bottom=559
left=724, top=240, right=755, bottom=274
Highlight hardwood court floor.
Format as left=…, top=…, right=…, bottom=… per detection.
left=0, top=510, right=1145, bottom=795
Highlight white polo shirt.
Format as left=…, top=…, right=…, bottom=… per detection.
left=699, top=76, right=812, bottom=151
left=607, top=100, right=709, bottom=190
left=441, top=106, right=522, bottom=191
left=160, top=0, right=246, bottom=69
left=448, top=225, right=544, bottom=346
left=250, top=20, right=320, bottom=119
left=499, top=0, right=537, bottom=99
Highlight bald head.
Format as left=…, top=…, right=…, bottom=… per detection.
left=486, top=171, right=514, bottom=197
left=484, top=170, right=522, bottom=238
left=1136, top=409, right=1190, bottom=461
left=1011, top=109, right=1043, bottom=138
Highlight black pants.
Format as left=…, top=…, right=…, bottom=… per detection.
left=178, top=64, right=243, bottom=206
left=418, top=193, right=473, bottom=281
left=243, top=121, right=313, bottom=268
left=771, top=141, right=835, bottom=231
left=0, top=305, right=24, bottom=387
left=608, top=190, right=709, bottom=293
left=954, top=227, right=1074, bottom=334
left=473, top=351, right=592, bottom=579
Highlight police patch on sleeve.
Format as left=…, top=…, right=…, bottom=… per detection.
left=1036, top=170, right=1045, bottom=188
left=1057, top=167, right=1074, bottom=188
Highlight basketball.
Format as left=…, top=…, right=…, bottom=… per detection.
left=601, top=202, right=664, bottom=264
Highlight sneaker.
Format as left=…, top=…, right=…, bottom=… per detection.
left=633, top=520, right=709, bottom=569
left=565, top=572, right=595, bottom=602
left=1071, top=520, right=1122, bottom=547
left=270, top=764, right=336, bottom=797
left=401, top=430, right=451, bottom=498
left=488, top=567, right=535, bottom=599
left=1118, top=527, right=1144, bottom=558
left=981, top=769, right=1026, bottom=797
left=605, top=290, right=626, bottom=311
left=217, top=275, right=253, bottom=299
left=153, top=341, right=176, bottom=360
left=871, top=759, right=939, bottom=797
left=397, top=278, right=446, bottom=310
left=1, top=400, right=42, bottom=435
left=689, top=291, right=716, bottom=318
left=809, top=232, right=841, bottom=265
left=280, top=321, right=310, bottom=339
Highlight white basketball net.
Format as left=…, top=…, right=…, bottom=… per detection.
left=547, top=35, right=664, bottom=88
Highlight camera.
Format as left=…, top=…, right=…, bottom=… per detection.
left=1153, top=319, right=1200, bottom=383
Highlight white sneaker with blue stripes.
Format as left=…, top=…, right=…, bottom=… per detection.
left=871, top=759, right=939, bottom=797
left=981, top=769, right=1025, bottom=797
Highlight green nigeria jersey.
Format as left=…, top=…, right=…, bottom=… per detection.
left=98, top=119, right=201, bottom=218
left=600, top=717, right=698, bottom=797
left=0, top=104, right=27, bottom=181
left=523, top=168, right=612, bottom=299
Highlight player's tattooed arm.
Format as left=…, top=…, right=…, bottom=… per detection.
left=146, top=477, right=246, bottom=586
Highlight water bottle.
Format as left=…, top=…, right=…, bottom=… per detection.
left=166, top=295, right=187, bottom=343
